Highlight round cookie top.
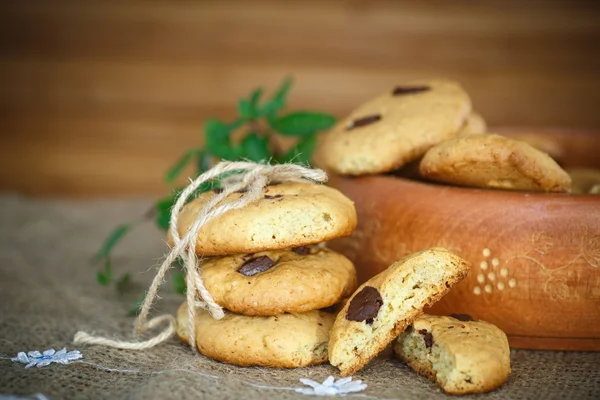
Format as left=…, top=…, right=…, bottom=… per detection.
left=169, top=182, right=357, bottom=256
left=175, top=302, right=334, bottom=368
left=419, top=133, right=572, bottom=192
left=316, top=79, right=471, bottom=175
left=201, top=246, right=357, bottom=316
left=394, top=314, right=511, bottom=394
left=328, top=247, right=470, bottom=376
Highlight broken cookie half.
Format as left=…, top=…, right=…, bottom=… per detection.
left=328, top=247, right=470, bottom=376
left=394, top=314, right=511, bottom=394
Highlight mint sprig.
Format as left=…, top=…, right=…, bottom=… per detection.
left=92, top=76, right=336, bottom=310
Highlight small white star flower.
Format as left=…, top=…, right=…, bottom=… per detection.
left=11, top=348, right=82, bottom=368
left=295, top=376, right=367, bottom=396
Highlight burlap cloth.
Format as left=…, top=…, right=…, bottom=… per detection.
left=0, top=195, right=598, bottom=399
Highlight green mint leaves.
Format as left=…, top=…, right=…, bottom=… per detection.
left=269, top=112, right=336, bottom=136
left=96, top=258, right=113, bottom=286
left=241, top=133, right=270, bottom=162
left=96, top=258, right=131, bottom=295
left=165, top=149, right=204, bottom=184
left=278, top=133, right=318, bottom=164
left=92, top=224, right=131, bottom=264
left=93, top=76, right=336, bottom=306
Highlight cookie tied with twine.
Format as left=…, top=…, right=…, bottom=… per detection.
left=73, top=161, right=328, bottom=351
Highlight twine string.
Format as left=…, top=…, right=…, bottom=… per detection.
left=73, top=161, right=327, bottom=350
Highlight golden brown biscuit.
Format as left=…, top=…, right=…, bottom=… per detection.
left=419, top=134, right=571, bottom=192
left=201, top=246, right=357, bottom=316
left=169, top=182, right=357, bottom=256
left=395, top=314, right=511, bottom=395
left=328, top=248, right=470, bottom=376
left=175, top=302, right=334, bottom=368
left=457, top=112, right=487, bottom=136
left=315, top=80, right=471, bottom=175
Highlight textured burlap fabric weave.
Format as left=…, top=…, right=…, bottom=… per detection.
left=0, top=195, right=599, bottom=399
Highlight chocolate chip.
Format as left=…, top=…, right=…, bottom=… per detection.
left=238, top=256, right=276, bottom=276
left=418, top=329, right=434, bottom=348
left=213, top=187, right=224, bottom=194
left=346, top=286, right=383, bottom=325
left=264, top=194, right=283, bottom=199
left=346, top=114, right=381, bottom=131
left=450, top=314, right=474, bottom=321
left=292, top=246, right=310, bottom=255
left=392, top=85, right=431, bottom=96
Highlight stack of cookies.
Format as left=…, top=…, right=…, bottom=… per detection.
left=171, top=182, right=359, bottom=368
left=314, top=79, right=572, bottom=193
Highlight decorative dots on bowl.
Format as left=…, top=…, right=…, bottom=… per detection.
left=473, top=248, right=517, bottom=295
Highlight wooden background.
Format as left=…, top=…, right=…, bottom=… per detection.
left=1, top=0, right=599, bottom=197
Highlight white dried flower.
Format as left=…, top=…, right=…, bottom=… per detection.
left=295, top=375, right=367, bottom=396
left=11, top=348, right=82, bottom=368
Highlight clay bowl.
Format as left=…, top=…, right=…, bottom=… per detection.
left=328, top=128, right=600, bottom=351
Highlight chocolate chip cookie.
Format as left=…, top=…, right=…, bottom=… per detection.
left=315, top=79, right=471, bottom=175
left=169, top=182, right=357, bottom=256
left=328, top=248, right=470, bottom=376
left=419, top=133, right=572, bottom=192
left=201, top=246, right=357, bottom=316
left=176, top=302, right=334, bottom=368
left=394, top=314, right=511, bottom=394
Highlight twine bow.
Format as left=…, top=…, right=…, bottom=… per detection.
left=74, top=161, right=328, bottom=350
